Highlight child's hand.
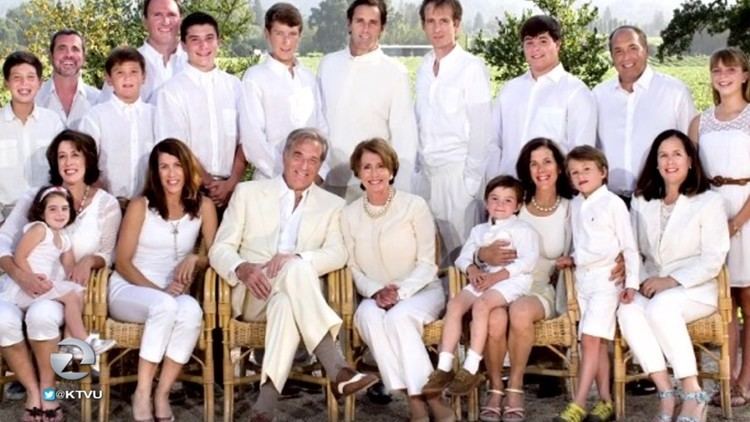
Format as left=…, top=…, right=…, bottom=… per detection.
left=479, top=269, right=509, bottom=291
left=555, top=256, right=574, bottom=269
left=467, top=265, right=484, bottom=288
left=619, top=287, right=636, bottom=304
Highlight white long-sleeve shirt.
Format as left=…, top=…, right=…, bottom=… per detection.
left=594, top=66, right=696, bottom=195
left=239, top=54, right=327, bottom=180
left=36, top=77, right=100, bottom=128
left=154, top=64, right=242, bottom=178
left=0, top=105, right=64, bottom=211
left=415, top=45, right=492, bottom=197
left=77, top=96, right=155, bottom=198
left=489, top=63, right=597, bottom=178
left=570, top=185, right=640, bottom=289
left=318, top=47, right=418, bottom=191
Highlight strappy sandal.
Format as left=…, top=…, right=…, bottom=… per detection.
left=154, top=416, right=175, bottom=422
left=502, top=388, right=526, bottom=422
left=676, top=390, right=709, bottom=422
left=21, top=407, right=43, bottom=422
left=710, top=383, right=748, bottom=407
left=652, top=390, right=676, bottom=422
left=42, top=406, right=64, bottom=422
left=479, top=389, right=504, bottom=422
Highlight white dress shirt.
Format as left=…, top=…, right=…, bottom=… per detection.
left=415, top=45, right=492, bottom=197
left=318, top=47, right=418, bottom=191
left=456, top=215, right=539, bottom=277
left=77, top=96, right=155, bottom=198
left=240, top=54, right=327, bottom=180
left=570, top=185, right=640, bottom=289
left=594, top=66, right=696, bottom=195
left=36, top=77, right=100, bottom=128
left=490, top=63, right=597, bottom=177
left=276, top=176, right=310, bottom=254
left=154, top=64, right=242, bottom=178
left=0, top=104, right=64, bottom=211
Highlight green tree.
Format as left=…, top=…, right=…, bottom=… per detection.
left=658, top=0, right=750, bottom=59
left=183, top=0, right=254, bottom=51
left=308, top=0, right=349, bottom=53
left=470, top=0, right=609, bottom=88
left=381, top=2, right=426, bottom=45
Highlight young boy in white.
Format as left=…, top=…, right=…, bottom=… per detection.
left=422, top=175, right=539, bottom=396
left=77, top=47, right=155, bottom=201
left=555, top=145, right=640, bottom=422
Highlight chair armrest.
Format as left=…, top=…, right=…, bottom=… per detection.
left=212, top=268, right=233, bottom=329
left=326, top=268, right=343, bottom=316
left=448, top=266, right=466, bottom=299
left=718, top=265, right=731, bottom=325
left=563, top=268, right=579, bottom=322
left=89, top=267, right=110, bottom=334
left=202, top=268, right=216, bottom=331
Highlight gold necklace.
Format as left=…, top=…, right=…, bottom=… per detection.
left=77, top=185, right=90, bottom=214
left=531, top=195, right=561, bottom=213
left=363, top=188, right=395, bottom=219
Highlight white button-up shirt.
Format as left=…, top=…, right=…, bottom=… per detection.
left=490, top=63, right=597, bottom=177
left=415, top=45, right=492, bottom=197
left=77, top=96, right=155, bottom=198
left=276, top=176, right=311, bottom=254
left=36, top=77, right=100, bottom=128
left=594, top=66, right=696, bottom=195
left=240, top=54, right=327, bottom=180
left=154, top=64, right=242, bottom=178
left=0, top=105, right=64, bottom=211
left=318, top=47, right=418, bottom=191
left=570, top=185, right=640, bottom=289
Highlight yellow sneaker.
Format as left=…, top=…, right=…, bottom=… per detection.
left=553, top=402, right=587, bottom=422
left=584, top=400, right=614, bottom=422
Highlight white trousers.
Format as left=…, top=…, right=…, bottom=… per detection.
left=617, top=288, right=714, bottom=379
left=0, top=298, right=63, bottom=346
left=108, top=284, right=203, bottom=365
left=241, top=259, right=343, bottom=391
left=355, top=284, right=444, bottom=395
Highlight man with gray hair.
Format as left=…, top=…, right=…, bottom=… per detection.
left=209, top=128, right=378, bottom=421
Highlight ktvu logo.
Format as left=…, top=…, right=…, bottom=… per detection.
left=46, top=338, right=102, bottom=401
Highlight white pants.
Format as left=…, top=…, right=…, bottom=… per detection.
left=0, top=298, right=63, bottom=346
left=617, top=288, right=715, bottom=379
left=108, top=283, right=203, bottom=365
left=240, top=259, right=343, bottom=391
left=355, top=284, right=444, bottom=395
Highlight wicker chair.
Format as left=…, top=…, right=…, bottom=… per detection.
left=613, top=266, right=732, bottom=420
left=93, top=268, right=216, bottom=422
left=340, top=265, right=472, bottom=422
left=213, top=267, right=345, bottom=422
left=0, top=267, right=106, bottom=422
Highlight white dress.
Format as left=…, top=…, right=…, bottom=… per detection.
left=699, top=104, right=750, bottom=286
left=0, top=222, right=84, bottom=308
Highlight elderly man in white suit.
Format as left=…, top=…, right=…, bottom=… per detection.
left=209, top=128, right=378, bottom=421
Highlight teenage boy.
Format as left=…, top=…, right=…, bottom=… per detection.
left=154, top=11, right=245, bottom=208
left=240, top=2, right=326, bottom=181
left=1, top=51, right=65, bottom=223
left=77, top=47, right=155, bottom=202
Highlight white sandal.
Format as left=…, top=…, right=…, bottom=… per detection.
left=479, top=389, right=505, bottom=422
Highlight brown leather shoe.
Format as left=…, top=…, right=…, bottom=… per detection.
left=332, top=367, right=379, bottom=399
left=422, top=369, right=455, bottom=395
left=446, top=368, right=483, bottom=396
left=249, top=411, right=274, bottom=422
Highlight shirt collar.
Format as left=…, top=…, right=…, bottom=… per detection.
left=432, top=43, right=463, bottom=71
left=633, top=64, right=654, bottom=91
left=2, top=103, right=39, bottom=122
left=582, top=184, right=608, bottom=202
left=264, top=53, right=298, bottom=76
left=347, top=46, right=384, bottom=63
left=490, top=214, right=517, bottom=225
left=184, top=63, right=217, bottom=85
left=528, top=62, right=565, bottom=83
left=141, top=41, right=184, bottom=64
left=110, top=94, right=142, bottom=113
left=47, top=75, right=88, bottom=97
left=275, top=175, right=312, bottom=203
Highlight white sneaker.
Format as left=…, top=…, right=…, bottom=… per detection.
left=86, top=334, right=116, bottom=356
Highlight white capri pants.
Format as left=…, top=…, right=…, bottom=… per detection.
left=0, top=298, right=63, bottom=346
left=617, top=288, right=715, bottom=379
left=108, top=282, right=203, bottom=365
left=354, top=283, right=445, bottom=395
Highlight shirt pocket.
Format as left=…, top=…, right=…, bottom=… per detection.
left=0, top=138, right=19, bottom=168
left=222, top=109, right=238, bottom=141
left=533, top=106, right=566, bottom=143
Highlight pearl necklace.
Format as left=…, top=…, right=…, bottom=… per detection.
left=531, top=195, right=561, bottom=213
left=77, top=185, right=90, bottom=214
left=363, top=188, right=395, bottom=219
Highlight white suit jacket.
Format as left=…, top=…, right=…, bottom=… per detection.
left=209, top=179, right=348, bottom=316
left=630, top=191, right=729, bottom=307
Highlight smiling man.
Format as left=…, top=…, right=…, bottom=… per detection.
left=36, top=29, right=100, bottom=128
left=594, top=25, right=696, bottom=204
left=488, top=15, right=597, bottom=179
left=317, top=0, right=418, bottom=202
left=239, top=2, right=327, bottom=181
left=154, top=11, right=246, bottom=209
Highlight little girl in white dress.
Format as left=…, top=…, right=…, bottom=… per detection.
left=0, top=185, right=115, bottom=355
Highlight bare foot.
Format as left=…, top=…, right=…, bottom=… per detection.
left=408, top=395, right=429, bottom=420
left=154, top=390, right=173, bottom=420
left=427, top=394, right=455, bottom=420
left=132, top=389, right=152, bottom=421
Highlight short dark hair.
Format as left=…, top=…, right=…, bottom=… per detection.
left=104, top=46, right=146, bottom=75
left=566, top=145, right=608, bottom=184
left=350, top=138, right=400, bottom=189
left=634, top=129, right=710, bottom=201
left=2, top=51, right=43, bottom=80
left=520, top=15, right=561, bottom=42
left=346, top=0, right=388, bottom=26
left=49, top=29, right=85, bottom=56
left=28, top=185, right=77, bottom=226
left=180, top=11, right=219, bottom=43
left=265, top=2, right=303, bottom=31
left=419, top=0, right=463, bottom=23
left=484, top=175, right=524, bottom=203
left=515, top=137, right=574, bottom=203
left=46, top=129, right=100, bottom=186
left=143, top=138, right=204, bottom=220
left=608, top=25, right=648, bottom=53
left=143, top=0, right=181, bottom=17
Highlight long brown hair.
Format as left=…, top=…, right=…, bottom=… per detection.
left=710, top=47, right=750, bottom=104
left=142, top=139, right=203, bottom=219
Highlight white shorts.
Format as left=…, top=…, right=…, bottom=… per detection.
left=575, top=266, right=619, bottom=340
left=465, top=274, right=532, bottom=304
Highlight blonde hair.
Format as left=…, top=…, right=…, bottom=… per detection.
left=709, top=47, right=750, bottom=104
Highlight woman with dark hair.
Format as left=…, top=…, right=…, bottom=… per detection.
left=619, top=129, right=729, bottom=421
left=479, top=138, right=573, bottom=422
left=0, top=129, right=121, bottom=421
left=108, top=138, right=217, bottom=422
